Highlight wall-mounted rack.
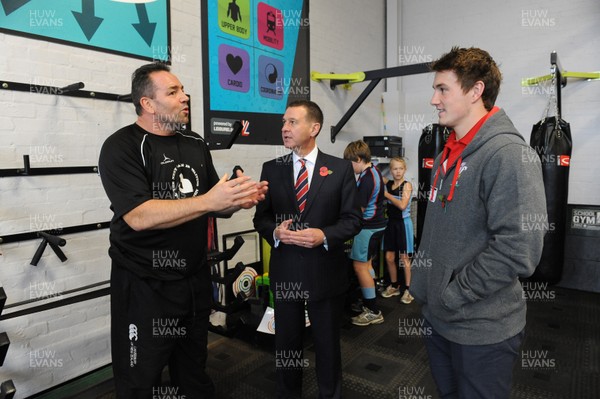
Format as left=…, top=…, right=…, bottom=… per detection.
left=0, top=281, right=110, bottom=321
left=0, top=155, right=98, bottom=178
left=0, top=222, right=110, bottom=245
left=0, top=379, right=15, bottom=399
left=30, top=232, right=67, bottom=267
left=0, top=223, right=111, bottom=320
left=0, top=80, right=132, bottom=102
left=0, top=78, right=132, bottom=178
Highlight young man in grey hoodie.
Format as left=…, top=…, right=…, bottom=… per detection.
left=410, top=47, right=547, bottom=398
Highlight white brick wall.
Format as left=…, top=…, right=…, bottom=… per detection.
left=391, top=0, right=600, bottom=205
left=0, top=0, right=385, bottom=396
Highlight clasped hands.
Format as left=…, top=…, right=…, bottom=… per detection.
left=275, top=219, right=325, bottom=248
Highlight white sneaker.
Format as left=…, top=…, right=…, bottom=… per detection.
left=401, top=290, right=414, bottom=304
left=381, top=285, right=400, bottom=298
left=351, top=307, right=384, bottom=326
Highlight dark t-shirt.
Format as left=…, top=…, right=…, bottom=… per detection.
left=357, top=165, right=387, bottom=229
left=99, top=124, right=219, bottom=281
left=386, top=180, right=408, bottom=220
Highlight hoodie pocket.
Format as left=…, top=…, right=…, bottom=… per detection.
left=427, top=257, right=464, bottom=322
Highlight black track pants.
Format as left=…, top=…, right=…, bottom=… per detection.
left=111, top=265, right=215, bottom=399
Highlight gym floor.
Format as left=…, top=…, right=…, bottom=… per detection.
left=34, top=285, right=599, bottom=399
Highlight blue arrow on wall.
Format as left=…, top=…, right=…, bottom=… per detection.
left=133, top=3, right=156, bottom=46
left=72, top=0, right=104, bottom=41
left=1, top=0, right=30, bottom=16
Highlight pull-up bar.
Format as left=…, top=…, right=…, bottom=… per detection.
left=312, top=62, right=432, bottom=142
left=521, top=51, right=600, bottom=116
left=521, top=71, right=600, bottom=86
left=310, top=72, right=366, bottom=88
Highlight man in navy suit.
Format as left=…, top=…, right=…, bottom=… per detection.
left=253, top=100, right=361, bottom=398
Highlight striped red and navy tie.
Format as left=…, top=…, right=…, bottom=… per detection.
left=295, top=158, right=309, bottom=213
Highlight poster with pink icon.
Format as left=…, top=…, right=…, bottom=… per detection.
left=202, top=0, right=309, bottom=148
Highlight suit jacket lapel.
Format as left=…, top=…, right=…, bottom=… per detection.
left=303, top=151, right=327, bottom=216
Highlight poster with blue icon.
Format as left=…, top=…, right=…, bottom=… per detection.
left=0, top=0, right=170, bottom=61
left=202, top=0, right=310, bottom=148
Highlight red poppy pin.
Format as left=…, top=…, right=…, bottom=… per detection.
left=319, top=166, right=333, bottom=176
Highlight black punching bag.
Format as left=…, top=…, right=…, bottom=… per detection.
left=417, top=124, right=449, bottom=247
left=529, top=116, right=572, bottom=284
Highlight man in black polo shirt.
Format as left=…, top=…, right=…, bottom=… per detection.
left=99, top=62, right=267, bottom=398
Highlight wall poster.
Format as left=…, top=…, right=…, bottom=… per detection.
left=0, top=0, right=170, bottom=61
left=201, top=0, right=310, bottom=148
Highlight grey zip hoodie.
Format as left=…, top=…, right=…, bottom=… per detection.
left=411, top=109, right=547, bottom=345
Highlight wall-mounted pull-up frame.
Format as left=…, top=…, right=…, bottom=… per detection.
left=312, top=62, right=432, bottom=142
left=521, top=51, right=600, bottom=116
left=522, top=70, right=600, bottom=86
left=310, top=72, right=366, bottom=89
